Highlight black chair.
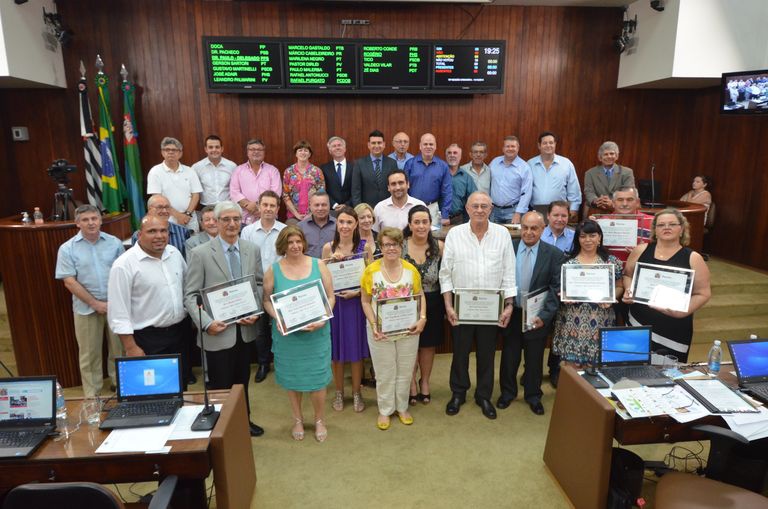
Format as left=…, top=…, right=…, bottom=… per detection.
left=3, top=475, right=178, bottom=509
left=693, top=424, right=768, bottom=494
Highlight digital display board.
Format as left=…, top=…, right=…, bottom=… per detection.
left=360, top=44, right=430, bottom=89
left=203, top=39, right=283, bottom=89
left=285, top=43, right=356, bottom=88
left=433, top=44, right=503, bottom=89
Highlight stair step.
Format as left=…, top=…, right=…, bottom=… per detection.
left=697, top=293, right=768, bottom=318
left=692, top=315, right=768, bottom=343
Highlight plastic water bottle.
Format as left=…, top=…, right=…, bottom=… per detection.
left=33, top=207, right=44, bottom=224
left=55, top=381, right=67, bottom=424
left=21, top=212, right=31, bottom=224
left=707, top=340, right=722, bottom=375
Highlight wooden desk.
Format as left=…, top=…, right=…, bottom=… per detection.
left=0, top=385, right=255, bottom=509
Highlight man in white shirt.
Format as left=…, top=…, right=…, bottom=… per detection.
left=241, top=190, right=286, bottom=383
left=373, top=170, right=425, bottom=231
left=108, top=214, right=189, bottom=386
left=439, top=192, right=517, bottom=420
left=147, top=137, right=203, bottom=232
left=191, top=135, right=236, bottom=209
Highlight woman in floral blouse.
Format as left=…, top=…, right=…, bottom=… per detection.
left=282, top=139, right=325, bottom=224
left=360, top=227, right=426, bottom=430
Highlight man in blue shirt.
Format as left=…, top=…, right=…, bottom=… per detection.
left=388, top=131, right=414, bottom=170
left=489, top=136, right=533, bottom=225
left=527, top=131, right=581, bottom=223
left=404, top=133, right=452, bottom=226
left=446, top=144, right=476, bottom=223
left=541, top=200, right=575, bottom=254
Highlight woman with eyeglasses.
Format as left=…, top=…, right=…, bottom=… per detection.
left=622, top=209, right=711, bottom=363
left=360, top=227, right=427, bottom=430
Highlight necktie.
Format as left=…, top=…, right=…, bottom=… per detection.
left=227, top=245, right=241, bottom=279
left=605, top=167, right=613, bottom=178
left=520, top=247, right=533, bottom=295
left=336, top=162, right=343, bottom=185
left=374, top=158, right=383, bottom=189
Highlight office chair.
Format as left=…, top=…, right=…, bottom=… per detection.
left=693, top=424, right=768, bottom=494
left=3, top=475, right=178, bottom=509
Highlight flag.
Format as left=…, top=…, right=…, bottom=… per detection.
left=122, top=75, right=145, bottom=230
left=96, top=69, right=125, bottom=213
left=77, top=75, right=103, bottom=210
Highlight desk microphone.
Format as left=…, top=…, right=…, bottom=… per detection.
left=191, top=293, right=220, bottom=431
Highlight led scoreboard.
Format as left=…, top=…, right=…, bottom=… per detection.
left=360, top=44, right=430, bottom=89
left=204, top=40, right=283, bottom=89
left=285, top=43, right=356, bottom=89
left=433, top=43, right=503, bottom=90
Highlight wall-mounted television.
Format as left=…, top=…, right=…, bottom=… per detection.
left=720, top=69, right=768, bottom=114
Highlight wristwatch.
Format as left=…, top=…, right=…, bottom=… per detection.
left=184, top=210, right=193, bottom=217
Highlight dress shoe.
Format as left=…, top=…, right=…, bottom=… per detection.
left=476, top=399, right=497, bottom=420
left=496, top=395, right=515, bottom=409
left=445, top=395, right=465, bottom=416
left=528, top=401, right=545, bottom=415
left=549, top=370, right=560, bottom=389
left=254, top=364, right=270, bottom=383
left=187, top=373, right=197, bottom=385
left=249, top=422, right=265, bottom=437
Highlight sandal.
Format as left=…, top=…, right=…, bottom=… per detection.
left=291, top=418, right=304, bottom=441
left=353, top=392, right=365, bottom=413
left=377, top=415, right=390, bottom=430
left=315, top=419, right=328, bottom=442
left=332, top=391, right=344, bottom=411
left=419, top=393, right=431, bottom=404
left=409, top=392, right=419, bottom=406
left=397, top=411, right=414, bottom=425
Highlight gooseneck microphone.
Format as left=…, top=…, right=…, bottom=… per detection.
left=191, top=293, right=220, bottom=431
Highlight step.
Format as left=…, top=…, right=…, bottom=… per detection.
left=710, top=282, right=768, bottom=294
left=696, top=293, right=768, bottom=318
left=692, top=315, right=768, bottom=343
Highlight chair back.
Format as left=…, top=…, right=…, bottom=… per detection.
left=3, top=482, right=124, bottom=509
left=704, top=202, right=715, bottom=231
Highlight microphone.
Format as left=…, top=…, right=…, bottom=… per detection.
left=191, top=292, right=220, bottom=431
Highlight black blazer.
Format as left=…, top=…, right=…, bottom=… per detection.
left=351, top=155, right=398, bottom=208
left=320, top=160, right=353, bottom=207
left=513, top=239, right=565, bottom=339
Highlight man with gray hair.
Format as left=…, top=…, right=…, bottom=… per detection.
left=55, top=205, right=124, bottom=397
left=147, top=137, right=203, bottom=232
left=230, top=138, right=282, bottom=226
left=132, top=194, right=191, bottom=258
left=460, top=141, right=491, bottom=195
left=583, top=141, right=635, bottom=212
left=319, top=136, right=353, bottom=213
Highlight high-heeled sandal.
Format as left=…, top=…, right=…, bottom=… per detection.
left=353, top=392, right=365, bottom=413
left=314, top=419, right=328, bottom=442
left=291, top=418, right=304, bottom=441
left=332, top=390, right=344, bottom=411
left=419, top=378, right=431, bottom=405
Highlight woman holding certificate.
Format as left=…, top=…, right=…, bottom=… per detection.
left=321, top=206, right=374, bottom=413
left=552, top=220, right=624, bottom=364
left=361, top=227, right=427, bottom=430
left=355, top=203, right=381, bottom=257
left=263, top=226, right=335, bottom=442
left=403, top=205, right=444, bottom=405
left=622, top=209, right=711, bottom=363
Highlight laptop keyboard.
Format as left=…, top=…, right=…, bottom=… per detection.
left=600, top=366, right=666, bottom=384
left=748, top=383, right=768, bottom=403
left=0, top=429, right=47, bottom=448
left=106, top=401, right=180, bottom=419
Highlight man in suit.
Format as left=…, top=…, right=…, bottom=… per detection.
left=184, top=201, right=265, bottom=437
left=498, top=211, right=563, bottom=415
left=583, top=141, right=635, bottom=212
left=351, top=129, right=398, bottom=208
left=319, top=136, right=353, bottom=215
left=185, top=205, right=218, bottom=253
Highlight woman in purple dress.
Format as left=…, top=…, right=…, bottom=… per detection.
left=321, top=206, right=374, bottom=412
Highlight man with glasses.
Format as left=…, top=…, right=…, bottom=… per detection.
left=460, top=141, right=491, bottom=195
left=132, top=195, right=191, bottom=258
left=388, top=131, right=414, bottom=170
left=147, top=137, right=203, bottom=232
left=230, top=139, right=282, bottom=226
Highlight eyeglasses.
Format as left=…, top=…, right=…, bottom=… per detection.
left=381, top=243, right=401, bottom=250
left=655, top=223, right=681, bottom=228
left=218, top=216, right=242, bottom=223
left=150, top=205, right=170, bottom=210
left=469, top=204, right=491, bottom=210
left=162, top=148, right=180, bottom=153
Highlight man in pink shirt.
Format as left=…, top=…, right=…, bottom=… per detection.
left=230, top=138, right=282, bottom=225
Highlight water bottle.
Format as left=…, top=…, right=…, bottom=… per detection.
left=33, top=207, right=44, bottom=224
left=707, top=340, right=722, bottom=375
left=21, top=212, right=31, bottom=224
left=55, top=380, right=67, bottom=425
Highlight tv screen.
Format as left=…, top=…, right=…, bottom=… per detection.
left=720, top=69, right=768, bottom=114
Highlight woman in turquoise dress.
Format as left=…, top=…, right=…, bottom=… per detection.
left=263, top=226, right=335, bottom=442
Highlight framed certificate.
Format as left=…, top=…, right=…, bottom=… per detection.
left=325, top=255, right=366, bottom=293
left=270, top=278, right=334, bottom=335
left=453, top=288, right=503, bottom=325
left=594, top=215, right=638, bottom=248
left=521, top=287, right=548, bottom=332
left=560, top=264, right=615, bottom=303
left=201, top=274, right=262, bottom=325
left=630, top=262, right=694, bottom=313
left=376, top=294, right=422, bottom=337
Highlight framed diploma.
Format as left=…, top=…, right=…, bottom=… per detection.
left=521, top=287, right=548, bottom=332
left=270, top=278, right=334, bottom=335
left=560, top=264, right=615, bottom=303
left=453, top=288, right=503, bottom=325
left=201, top=274, right=262, bottom=325
left=630, top=262, right=694, bottom=313
left=325, top=255, right=366, bottom=293
left=375, top=294, right=422, bottom=337
left=594, top=215, right=638, bottom=248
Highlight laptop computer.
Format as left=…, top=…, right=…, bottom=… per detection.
left=100, top=354, right=184, bottom=430
left=0, top=376, right=56, bottom=459
left=727, top=338, right=768, bottom=404
left=597, top=326, right=675, bottom=387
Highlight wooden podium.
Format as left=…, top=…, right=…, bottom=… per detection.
left=0, top=213, right=132, bottom=386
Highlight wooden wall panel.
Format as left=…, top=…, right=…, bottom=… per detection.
left=0, top=1, right=765, bottom=267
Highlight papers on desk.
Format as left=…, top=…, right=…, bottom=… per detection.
left=723, top=407, right=768, bottom=441
left=167, top=405, right=222, bottom=440
left=612, top=386, right=710, bottom=422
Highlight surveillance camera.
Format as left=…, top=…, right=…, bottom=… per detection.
left=650, top=0, right=665, bottom=12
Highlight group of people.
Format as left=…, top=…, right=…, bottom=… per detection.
left=53, top=130, right=715, bottom=441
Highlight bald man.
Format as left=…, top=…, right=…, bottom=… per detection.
left=404, top=133, right=452, bottom=226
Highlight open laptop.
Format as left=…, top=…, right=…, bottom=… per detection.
left=597, top=326, right=674, bottom=387
left=100, top=354, right=184, bottom=430
left=0, top=376, right=56, bottom=459
left=728, top=338, right=768, bottom=404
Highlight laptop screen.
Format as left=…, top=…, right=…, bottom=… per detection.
left=0, top=377, right=55, bottom=423
left=728, top=339, right=768, bottom=382
left=599, top=327, right=652, bottom=365
left=116, top=355, right=183, bottom=400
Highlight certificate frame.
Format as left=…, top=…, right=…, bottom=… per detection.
left=375, top=294, right=422, bottom=337
left=201, top=274, right=262, bottom=325
left=453, top=288, right=504, bottom=326
left=325, top=254, right=366, bottom=293
left=630, top=262, right=694, bottom=313
left=521, top=287, right=549, bottom=332
left=593, top=214, right=639, bottom=248
left=560, top=264, right=615, bottom=303
left=270, top=278, right=334, bottom=335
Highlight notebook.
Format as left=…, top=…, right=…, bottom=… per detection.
left=597, top=326, right=674, bottom=387
left=0, top=376, right=56, bottom=459
left=99, top=354, right=184, bottom=430
left=727, top=338, right=768, bottom=405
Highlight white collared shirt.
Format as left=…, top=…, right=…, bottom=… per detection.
left=331, top=158, right=348, bottom=187
left=241, top=219, right=286, bottom=272
left=146, top=162, right=203, bottom=214
left=191, top=156, right=237, bottom=205
left=372, top=194, right=426, bottom=232
left=439, top=222, right=517, bottom=299
left=108, top=243, right=187, bottom=334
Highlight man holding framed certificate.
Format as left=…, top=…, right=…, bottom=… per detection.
left=184, top=201, right=265, bottom=437
left=440, top=192, right=517, bottom=420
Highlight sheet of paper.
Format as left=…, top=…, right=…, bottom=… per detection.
left=96, top=424, right=174, bottom=453
left=722, top=407, right=768, bottom=441
left=612, top=386, right=710, bottom=421
left=167, top=404, right=223, bottom=440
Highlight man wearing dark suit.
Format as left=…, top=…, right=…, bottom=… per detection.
left=583, top=141, right=635, bottom=212
left=184, top=201, right=265, bottom=437
left=351, top=129, right=398, bottom=208
left=319, top=136, right=353, bottom=215
left=498, top=211, right=564, bottom=415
